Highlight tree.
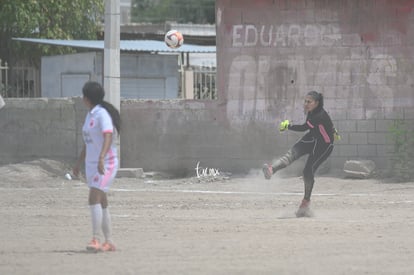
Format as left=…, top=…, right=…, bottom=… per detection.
left=0, top=0, right=104, bottom=66
left=131, top=0, right=215, bottom=24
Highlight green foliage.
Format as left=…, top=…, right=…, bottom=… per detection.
left=388, top=119, right=414, bottom=182
left=0, top=0, right=104, bottom=65
left=131, top=0, right=215, bottom=24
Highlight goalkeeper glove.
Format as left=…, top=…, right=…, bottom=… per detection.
left=279, top=120, right=290, bottom=132
left=334, top=129, right=341, bottom=141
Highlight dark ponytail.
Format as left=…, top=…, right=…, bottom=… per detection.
left=101, top=101, right=121, bottom=134
left=82, top=81, right=121, bottom=134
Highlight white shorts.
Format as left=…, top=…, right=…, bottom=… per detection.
left=85, top=157, right=118, bottom=193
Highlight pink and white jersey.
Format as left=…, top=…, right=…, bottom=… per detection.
left=82, top=105, right=117, bottom=164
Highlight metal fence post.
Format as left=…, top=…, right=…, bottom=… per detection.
left=0, top=59, right=9, bottom=97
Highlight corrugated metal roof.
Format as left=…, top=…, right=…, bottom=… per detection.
left=12, top=38, right=216, bottom=53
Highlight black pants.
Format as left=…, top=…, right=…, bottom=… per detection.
left=289, top=134, right=333, bottom=200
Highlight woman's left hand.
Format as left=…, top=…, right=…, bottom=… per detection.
left=98, top=158, right=105, bottom=175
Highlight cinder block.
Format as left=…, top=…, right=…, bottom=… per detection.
left=349, top=133, right=368, bottom=144
left=341, top=33, right=361, bottom=46
left=335, top=72, right=349, bottom=85
left=375, top=120, right=394, bottom=132
left=368, top=132, right=389, bottom=145
left=336, top=120, right=357, bottom=132
left=384, top=109, right=404, bottom=119
left=331, top=109, right=347, bottom=119
left=357, top=120, right=376, bottom=132
left=336, top=145, right=358, bottom=157
left=329, top=156, right=347, bottom=169
left=370, top=157, right=390, bottom=171
left=366, top=109, right=384, bottom=119
left=347, top=108, right=365, bottom=120
left=357, top=145, right=377, bottom=157
left=314, top=72, right=337, bottom=85
left=376, top=145, right=395, bottom=157
left=404, top=108, right=414, bottom=119
left=117, top=168, right=144, bottom=178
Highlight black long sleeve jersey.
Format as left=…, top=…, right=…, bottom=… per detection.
left=288, top=108, right=335, bottom=145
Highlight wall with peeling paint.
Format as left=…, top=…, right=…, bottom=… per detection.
left=216, top=0, right=414, bottom=173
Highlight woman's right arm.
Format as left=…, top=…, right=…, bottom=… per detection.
left=73, top=144, right=86, bottom=177
left=288, top=123, right=309, bottom=132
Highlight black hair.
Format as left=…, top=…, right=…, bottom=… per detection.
left=82, top=81, right=121, bottom=134
left=307, top=91, right=324, bottom=112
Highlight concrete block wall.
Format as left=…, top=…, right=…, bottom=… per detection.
left=0, top=96, right=412, bottom=176
left=0, top=97, right=284, bottom=175
left=0, top=98, right=86, bottom=165
left=119, top=99, right=277, bottom=175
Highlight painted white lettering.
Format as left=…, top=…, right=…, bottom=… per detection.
left=288, top=24, right=301, bottom=46
left=245, top=25, right=258, bottom=47
left=232, top=25, right=243, bottom=47
left=231, top=24, right=342, bottom=48
left=275, top=25, right=287, bottom=46
left=260, top=25, right=273, bottom=46
left=304, top=24, right=320, bottom=46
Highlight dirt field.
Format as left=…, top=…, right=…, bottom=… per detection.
left=1, top=159, right=414, bottom=275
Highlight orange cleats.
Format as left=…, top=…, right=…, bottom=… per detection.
left=86, top=239, right=115, bottom=252
left=299, top=199, right=310, bottom=209
left=295, top=199, right=313, bottom=218
left=86, top=238, right=101, bottom=252
left=101, top=242, right=116, bottom=252
left=262, top=163, right=273, bottom=180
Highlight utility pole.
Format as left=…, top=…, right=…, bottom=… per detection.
left=104, top=0, right=120, bottom=111
left=104, top=0, right=121, bottom=164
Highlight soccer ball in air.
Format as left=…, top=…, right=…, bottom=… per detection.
left=164, top=30, right=184, bottom=49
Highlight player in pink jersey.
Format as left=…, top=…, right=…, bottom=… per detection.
left=73, top=81, right=120, bottom=252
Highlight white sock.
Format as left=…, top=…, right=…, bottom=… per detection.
left=90, top=204, right=102, bottom=240
left=102, top=207, right=112, bottom=243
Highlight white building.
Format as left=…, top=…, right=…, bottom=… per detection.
left=120, top=0, right=132, bottom=24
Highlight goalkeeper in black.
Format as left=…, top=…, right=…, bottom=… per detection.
left=262, top=91, right=339, bottom=217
